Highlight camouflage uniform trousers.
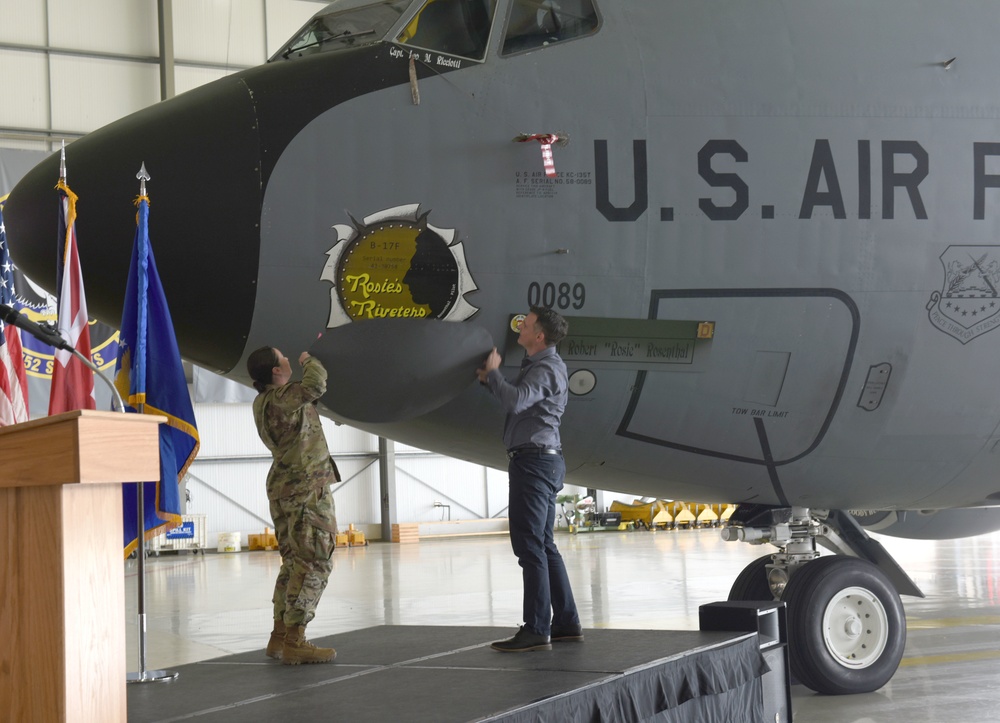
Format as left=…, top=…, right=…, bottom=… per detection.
left=270, top=485, right=338, bottom=626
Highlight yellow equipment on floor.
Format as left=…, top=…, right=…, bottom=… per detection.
left=609, top=499, right=657, bottom=528
left=336, top=523, right=369, bottom=548
left=248, top=527, right=278, bottom=551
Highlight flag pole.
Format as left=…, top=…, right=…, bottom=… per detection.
left=125, top=164, right=178, bottom=685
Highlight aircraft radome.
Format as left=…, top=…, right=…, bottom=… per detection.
left=8, top=0, right=1000, bottom=696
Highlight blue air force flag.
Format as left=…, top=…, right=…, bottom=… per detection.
left=115, top=195, right=199, bottom=557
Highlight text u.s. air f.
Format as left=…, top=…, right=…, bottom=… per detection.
left=8, top=0, right=1000, bottom=696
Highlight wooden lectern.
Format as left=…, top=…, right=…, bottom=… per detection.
left=0, top=410, right=163, bottom=723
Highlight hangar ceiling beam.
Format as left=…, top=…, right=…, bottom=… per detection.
left=158, top=0, right=175, bottom=101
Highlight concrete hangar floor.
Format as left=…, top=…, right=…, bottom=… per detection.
left=125, top=527, right=1000, bottom=721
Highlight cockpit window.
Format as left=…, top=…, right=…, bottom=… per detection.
left=395, top=0, right=497, bottom=62
left=272, top=0, right=412, bottom=61
left=501, top=0, right=599, bottom=55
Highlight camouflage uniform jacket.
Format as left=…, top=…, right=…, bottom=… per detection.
left=253, top=356, right=336, bottom=500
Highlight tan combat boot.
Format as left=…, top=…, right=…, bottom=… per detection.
left=281, top=624, right=336, bottom=665
left=265, top=619, right=285, bottom=659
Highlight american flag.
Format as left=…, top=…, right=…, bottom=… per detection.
left=0, top=203, right=29, bottom=425
left=47, top=181, right=95, bottom=414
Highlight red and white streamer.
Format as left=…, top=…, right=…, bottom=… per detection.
left=517, top=133, right=560, bottom=178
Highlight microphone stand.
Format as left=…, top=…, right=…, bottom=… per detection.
left=70, top=347, right=125, bottom=413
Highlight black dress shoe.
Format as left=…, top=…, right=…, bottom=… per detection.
left=491, top=626, right=552, bottom=652
left=550, top=624, right=584, bottom=642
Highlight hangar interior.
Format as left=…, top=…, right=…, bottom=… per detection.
left=3, top=2, right=1000, bottom=722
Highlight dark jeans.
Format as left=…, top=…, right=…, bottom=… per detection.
left=507, top=453, right=579, bottom=636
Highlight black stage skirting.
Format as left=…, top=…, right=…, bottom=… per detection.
left=127, top=626, right=770, bottom=722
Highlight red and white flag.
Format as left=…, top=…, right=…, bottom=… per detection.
left=48, top=181, right=95, bottom=415
left=0, top=204, right=28, bottom=426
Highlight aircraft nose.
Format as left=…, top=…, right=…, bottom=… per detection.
left=3, top=75, right=264, bottom=373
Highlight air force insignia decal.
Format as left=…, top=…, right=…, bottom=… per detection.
left=926, top=245, right=1000, bottom=344
left=320, top=204, right=479, bottom=327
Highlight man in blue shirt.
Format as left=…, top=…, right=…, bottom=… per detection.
left=477, top=307, right=583, bottom=652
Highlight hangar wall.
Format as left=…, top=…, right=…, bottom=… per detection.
left=0, top=0, right=321, bottom=150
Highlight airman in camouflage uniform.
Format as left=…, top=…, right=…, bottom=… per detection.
left=248, top=346, right=339, bottom=665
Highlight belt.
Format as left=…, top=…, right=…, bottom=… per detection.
left=507, top=447, right=561, bottom=459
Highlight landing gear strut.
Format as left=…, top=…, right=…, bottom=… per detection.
left=724, top=506, right=918, bottom=695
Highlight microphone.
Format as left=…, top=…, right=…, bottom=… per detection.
left=0, top=302, right=73, bottom=351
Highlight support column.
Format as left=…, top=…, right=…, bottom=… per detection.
left=378, top=437, right=397, bottom=541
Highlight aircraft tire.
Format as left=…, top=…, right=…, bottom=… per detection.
left=781, top=555, right=906, bottom=695
left=727, top=555, right=775, bottom=601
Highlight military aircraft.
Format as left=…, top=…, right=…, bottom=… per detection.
left=7, top=0, right=1000, bottom=696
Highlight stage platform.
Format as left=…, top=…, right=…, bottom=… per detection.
left=127, top=623, right=785, bottom=722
